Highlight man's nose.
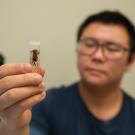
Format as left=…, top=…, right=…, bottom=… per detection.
left=91, top=46, right=107, bottom=61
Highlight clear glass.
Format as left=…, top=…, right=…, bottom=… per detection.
left=30, top=41, right=40, bottom=73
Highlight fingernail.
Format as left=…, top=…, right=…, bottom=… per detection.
left=32, top=74, right=42, bottom=84
left=41, top=91, right=46, bottom=98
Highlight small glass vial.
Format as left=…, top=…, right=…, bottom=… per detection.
left=30, top=41, right=40, bottom=73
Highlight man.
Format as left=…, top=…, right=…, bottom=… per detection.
left=30, top=10, right=135, bottom=135
left=0, top=10, right=135, bottom=135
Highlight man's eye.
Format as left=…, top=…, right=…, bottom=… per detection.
left=107, top=45, right=121, bottom=52
left=84, top=42, right=95, bottom=48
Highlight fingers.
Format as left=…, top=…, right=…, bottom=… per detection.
left=16, top=91, right=46, bottom=115
left=38, top=66, right=45, bottom=77
left=0, top=64, right=32, bottom=79
left=1, top=91, right=46, bottom=123
left=0, top=63, right=46, bottom=131
left=0, top=73, right=43, bottom=95
left=0, top=92, right=46, bottom=130
left=0, top=63, right=45, bottom=79
left=0, top=82, right=45, bottom=111
left=0, top=63, right=45, bottom=95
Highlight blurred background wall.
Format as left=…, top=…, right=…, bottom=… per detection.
left=0, top=0, right=135, bottom=96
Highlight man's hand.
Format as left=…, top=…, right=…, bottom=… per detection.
left=0, top=63, right=46, bottom=135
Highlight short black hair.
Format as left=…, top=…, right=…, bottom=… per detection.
left=77, top=10, right=135, bottom=58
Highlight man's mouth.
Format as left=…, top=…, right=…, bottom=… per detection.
left=85, top=67, right=106, bottom=76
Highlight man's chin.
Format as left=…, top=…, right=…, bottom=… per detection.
left=81, top=77, right=107, bottom=87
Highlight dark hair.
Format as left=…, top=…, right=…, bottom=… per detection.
left=0, top=53, right=5, bottom=65
left=77, top=10, right=135, bottom=60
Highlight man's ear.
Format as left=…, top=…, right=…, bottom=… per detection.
left=126, top=53, right=135, bottom=72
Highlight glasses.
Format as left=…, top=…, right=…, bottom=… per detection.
left=77, top=38, right=130, bottom=59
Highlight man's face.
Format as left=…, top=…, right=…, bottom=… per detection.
left=77, top=22, right=132, bottom=87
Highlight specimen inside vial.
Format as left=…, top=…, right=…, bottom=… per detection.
left=30, top=41, right=40, bottom=73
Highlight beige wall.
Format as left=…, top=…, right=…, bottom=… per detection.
left=0, top=0, right=135, bottom=96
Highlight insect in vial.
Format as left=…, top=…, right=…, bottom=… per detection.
left=30, top=41, right=40, bottom=73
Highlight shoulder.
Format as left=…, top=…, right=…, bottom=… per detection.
left=33, top=82, right=78, bottom=113
left=31, top=82, right=78, bottom=122
left=30, top=83, right=79, bottom=134
left=124, top=91, right=135, bottom=111
left=43, top=82, right=78, bottom=108
left=124, top=92, right=135, bottom=103
left=31, top=82, right=79, bottom=128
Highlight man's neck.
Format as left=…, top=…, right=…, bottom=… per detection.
left=78, top=81, right=123, bottom=121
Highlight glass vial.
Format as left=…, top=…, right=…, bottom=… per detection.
left=30, top=41, right=40, bottom=73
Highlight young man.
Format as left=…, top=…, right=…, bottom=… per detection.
left=30, top=10, right=135, bottom=135
left=0, top=10, right=135, bottom=135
